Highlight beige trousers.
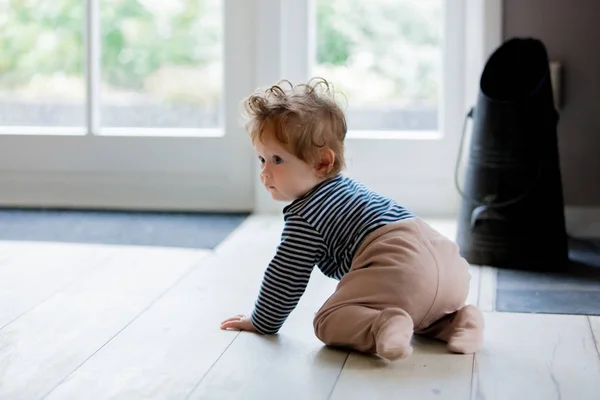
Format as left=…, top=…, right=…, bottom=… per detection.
left=313, top=217, right=472, bottom=354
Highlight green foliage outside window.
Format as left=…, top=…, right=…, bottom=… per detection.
left=0, top=0, right=440, bottom=106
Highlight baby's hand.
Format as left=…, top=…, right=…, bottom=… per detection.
left=220, top=314, right=257, bottom=332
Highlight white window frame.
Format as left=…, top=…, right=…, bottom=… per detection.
left=0, top=0, right=256, bottom=211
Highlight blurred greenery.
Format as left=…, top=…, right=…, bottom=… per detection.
left=0, top=0, right=85, bottom=86
left=0, top=0, right=441, bottom=106
left=0, top=0, right=220, bottom=90
left=315, top=0, right=442, bottom=106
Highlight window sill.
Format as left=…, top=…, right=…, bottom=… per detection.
left=99, top=128, right=224, bottom=138
left=346, top=130, right=442, bottom=140
left=0, top=127, right=225, bottom=138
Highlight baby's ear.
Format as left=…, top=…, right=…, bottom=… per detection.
left=316, top=149, right=335, bottom=176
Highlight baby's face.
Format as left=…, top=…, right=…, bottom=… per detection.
left=254, top=129, right=323, bottom=202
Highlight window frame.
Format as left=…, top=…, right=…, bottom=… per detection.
left=0, top=0, right=256, bottom=211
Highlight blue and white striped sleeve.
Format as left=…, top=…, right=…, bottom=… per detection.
left=250, top=214, right=325, bottom=334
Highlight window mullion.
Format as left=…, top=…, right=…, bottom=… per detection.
left=85, top=0, right=101, bottom=135
left=281, top=0, right=312, bottom=83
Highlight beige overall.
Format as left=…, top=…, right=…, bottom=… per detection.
left=313, top=218, right=484, bottom=360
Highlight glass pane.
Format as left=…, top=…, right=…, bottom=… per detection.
left=315, top=0, right=442, bottom=132
left=100, top=0, right=222, bottom=129
left=0, top=0, right=85, bottom=128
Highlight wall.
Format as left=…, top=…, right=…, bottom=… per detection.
left=503, top=0, right=600, bottom=208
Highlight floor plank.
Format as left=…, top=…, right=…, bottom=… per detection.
left=590, top=316, right=600, bottom=357
left=187, top=270, right=345, bottom=400
left=330, top=341, right=473, bottom=400
left=0, top=241, right=14, bottom=262
left=477, top=266, right=497, bottom=312
left=185, top=217, right=348, bottom=400
left=46, top=216, right=346, bottom=400
left=472, top=312, right=600, bottom=400
left=5, top=215, right=597, bottom=399
left=466, top=266, right=481, bottom=307
left=0, top=241, right=116, bottom=329
left=0, top=245, right=208, bottom=399
left=43, top=217, right=279, bottom=399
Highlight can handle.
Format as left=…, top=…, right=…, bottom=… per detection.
left=454, top=107, right=542, bottom=209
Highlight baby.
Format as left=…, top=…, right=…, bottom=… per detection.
left=221, top=78, right=484, bottom=361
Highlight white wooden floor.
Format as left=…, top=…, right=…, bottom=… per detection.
left=1, top=215, right=599, bottom=400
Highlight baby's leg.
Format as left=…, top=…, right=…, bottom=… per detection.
left=411, top=219, right=485, bottom=354
left=314, top=304, right=414, bottom=361
left=312, top=219, right=451, bottom=361
left=416, top=305, right=484, bottom=354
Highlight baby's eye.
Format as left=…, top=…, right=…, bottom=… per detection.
left=273, top=156, right=283, bottom=164
left=258, top=156, right=265, bottom=164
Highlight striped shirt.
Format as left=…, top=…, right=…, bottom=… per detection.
left=250, top=174, right=415, bottom=334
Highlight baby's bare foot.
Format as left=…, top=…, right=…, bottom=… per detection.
left=375, top=313, right=414, bottom=361
left=446, top=305, right=484, bottom=354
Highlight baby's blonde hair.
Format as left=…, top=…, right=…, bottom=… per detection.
left=242, top=77, right=347, bottom=178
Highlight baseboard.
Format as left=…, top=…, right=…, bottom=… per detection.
left=0, top=171, right=253, bottom=212
left=565, top=206, right=600, bottom=238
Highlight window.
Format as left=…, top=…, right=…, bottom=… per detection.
left=0, top=0, right=223, bottom=134
left=314, top=0, right=443, bottom=133
left=0, top=1, right=86, bottom=130
left=0, top=0, right=488, bottom=214
left=100, top=0, right=222, bottom=130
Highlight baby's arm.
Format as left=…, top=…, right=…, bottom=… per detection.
left=249, top=215, right=325, bottom=334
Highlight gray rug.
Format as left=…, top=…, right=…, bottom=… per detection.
left=0, top=209, right=249, bottom=249
left=496, top=237, right=600, bottom=315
